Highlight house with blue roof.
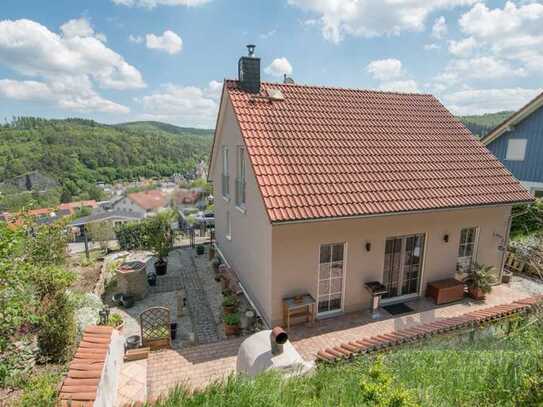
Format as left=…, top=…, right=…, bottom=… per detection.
left=481, top=92, right=543, bottom=198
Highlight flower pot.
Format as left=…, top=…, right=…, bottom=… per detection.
left=224, top=323, right=240, bottom=336
left=196, top=245, right=205, bottom=256
left=502, top=272, right=512, bottom=284
left=148, top=273, right=157, bottom=287
left=170, top=322, right=178, bottom=340
left=126, top=335, right=140, bottom=350
left=468, top=287, right=486, bottom=300
left=155, top=260, right=167, bottom=276
left=224, top=304, right=237, bottom=315
left=114, top=321, right=125, bottom=333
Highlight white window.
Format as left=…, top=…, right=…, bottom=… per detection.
left=221, top=146, right=229, bottom=198
left=235, top=146, right=246, bottom=208
left=457, top=227, right=478, bottom=273
left=318, top=243, right=345, bottom=315
left=225, top=210, right=231, bottom=240
left=506, top=139, right=527, bottom=161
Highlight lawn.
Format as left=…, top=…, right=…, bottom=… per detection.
left=149, top=317, right=543, bottom=407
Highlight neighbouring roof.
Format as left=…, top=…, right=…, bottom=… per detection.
left=69, top=210, right=144, bottom=226
left=481, top=91, right=543, bottom=146
left=173, top=188, right=201, bottom=205
left=128, top=189, right=169, bottom=210
left=59, top=200, right=98, bottom=211
left=224, top=80, right=532, bottom=223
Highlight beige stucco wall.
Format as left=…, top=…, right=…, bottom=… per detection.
left=270, top=205, right=511, bottom=326
left=211, top=96, right=273, bottom=324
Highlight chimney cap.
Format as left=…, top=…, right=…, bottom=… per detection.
left=246, top=44, right=256, bottom=57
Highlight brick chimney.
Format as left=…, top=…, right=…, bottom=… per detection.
left=238, top=44, right=260, bottom=94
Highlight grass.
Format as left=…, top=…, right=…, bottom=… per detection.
left=149, top=317, right=543, bottom=407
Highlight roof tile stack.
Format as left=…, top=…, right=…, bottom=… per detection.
left=225, top=80, right=532, bottom=222
left=315, top=295, right=543, bottom=362
left=58, top=325, right=114, bottom=407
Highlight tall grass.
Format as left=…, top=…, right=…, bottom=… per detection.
left=150, top=318, right=543, bottom=407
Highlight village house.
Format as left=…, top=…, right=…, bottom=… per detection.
left=209, top=47, right=533, bottom=327
left=111, top=190, right=170, bottom=218
left=481, top=91, right=543, bottom=197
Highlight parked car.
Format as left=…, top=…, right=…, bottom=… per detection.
left=195, top=211, right=215, bottom=228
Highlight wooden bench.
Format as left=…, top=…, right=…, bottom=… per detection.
left=426, top=278, right=464, bottom=305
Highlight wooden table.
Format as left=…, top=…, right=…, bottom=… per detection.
left=282, top=294, right=316, bottom=330
left=426, top=278, right=465, bottom=305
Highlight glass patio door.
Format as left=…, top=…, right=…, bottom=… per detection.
left=383, top=234, right=425, bottom=300
left=318, top=243, right=345, bottom=315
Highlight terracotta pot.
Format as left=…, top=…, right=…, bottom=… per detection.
left=114, top=321, right=124, bottom=333
left=468, top=286, right=486, bottom=300
left=224, top=323, right=240, bottom=336
left=223, top=304, right=237, bottom=315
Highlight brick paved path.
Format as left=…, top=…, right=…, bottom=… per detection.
left=169, top=249, right=220, bottom=344
left=141, top=278, right=543, bottom=402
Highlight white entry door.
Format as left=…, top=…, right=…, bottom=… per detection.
left=317, top=243, right=345, bottom=315
left=383, top=234, right=425, bottom=301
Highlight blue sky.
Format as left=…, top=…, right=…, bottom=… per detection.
left=0, top=0, right=541, bottom=128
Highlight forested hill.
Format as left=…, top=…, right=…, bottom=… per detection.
left=115, top=121, right=213, bottom=137
left=458, top=111, right=513, bottom=138
left=0, top=117, right=212, bottom=210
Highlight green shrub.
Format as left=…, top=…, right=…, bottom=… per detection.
left=17, top=371, right=62, bottom=407
left=31, top=266, right=76, bottom=362
left=463, top=263, right=495, bottom=293
left=223, top=312, right=240, bottom=326
left=511, top=199, right=543, bottom=239
left=222, top=295, right=239, bottom=308
left=107, top=313, right=124, bottom=328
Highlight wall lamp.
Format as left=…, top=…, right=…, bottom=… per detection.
left=443, top=234, right=449, bottom=243
left=365, top=242, right=372, bottom=252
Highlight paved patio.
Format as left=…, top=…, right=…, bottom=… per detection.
left=111, top=275, right=543, bottom=404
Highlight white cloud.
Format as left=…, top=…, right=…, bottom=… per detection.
left=0, top=18, right=142, bottom=114
left=445, top=56, right=526, bottom=80
left=443, top=87, right=542, bottom=115
left=367, top=59, right=403, bottom=81
left=0, top=19, right=145, bottom=90
left=448, top=37, right=477, bottom=57
left=138, top=81, right=221, bottom=128
left=458, top=1, right=543, bottom=72
left=265, top=57, right=293, bottom=77
left=378, top=80, right=419, bottom=93
left=112, top=0, right=211, bottom=8
left=288, top=0, right=476, bottom=43
left=129, top=34, right=143, bottom=43
left=0, top=77, right=129, bottom=113
left=431, top=16, right=447, bottom=39
left=424, top=43, right=440, bottom=51
left=145, top=30, right=183, bottom=54
left=60, top=17, right=107, bottom=43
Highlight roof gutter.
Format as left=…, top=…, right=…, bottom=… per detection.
left=270, top=200, right=533, bottom=226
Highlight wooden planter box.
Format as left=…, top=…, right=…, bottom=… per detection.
left=426, top=278, right=464, bottom=305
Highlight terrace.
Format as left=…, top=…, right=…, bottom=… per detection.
left=111, top=246, right=543, bottom=405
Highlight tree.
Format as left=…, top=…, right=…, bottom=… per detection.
left=87, top=221, right=115, bottom=251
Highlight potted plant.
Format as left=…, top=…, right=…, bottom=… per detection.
left=464, top=263, right=495, bottom=300
left=502, top=269, right=513, bottom=284
left=223, top=294, right=239, bottom=314
left=196, top=245, right=205, bottom=256
left=148, top=212, right=176, bottom=276
left=108, top=313, right=124, bottom=331
left=224, top=312, right=240, bottom=336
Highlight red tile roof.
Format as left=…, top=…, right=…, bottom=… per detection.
left=58, top=325, right=114, bottom=406
left=225, top=80, right=532, bottom=222
left=128, top=190, right=169, bottom=210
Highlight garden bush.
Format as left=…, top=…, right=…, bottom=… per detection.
left=17, top=370, right=62, bottom=407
